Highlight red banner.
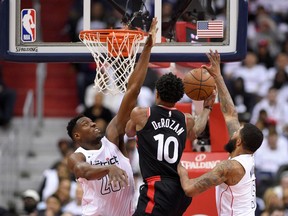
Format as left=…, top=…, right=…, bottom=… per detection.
left=181, top=152, right=229, bottom=216
left=181, top=152, right=228, bottom=172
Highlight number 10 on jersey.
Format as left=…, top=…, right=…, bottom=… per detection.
left=154, top=134, right=179, bottom=164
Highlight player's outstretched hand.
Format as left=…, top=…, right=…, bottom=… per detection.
left=202, top=49, right=221, bottom=78
left=145, top=17, right=158, bottom=47
left=108, top=165, right=129, bottom=188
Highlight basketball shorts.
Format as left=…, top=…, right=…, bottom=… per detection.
left=133, top=176, right=192, bottom=216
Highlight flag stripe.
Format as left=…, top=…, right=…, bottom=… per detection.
left=197, top=20, right=224, bottom=38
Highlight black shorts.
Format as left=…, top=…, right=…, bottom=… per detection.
left=133, top=176, right=192, bottom=216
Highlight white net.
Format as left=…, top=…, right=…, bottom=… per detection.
left=79, top=30, right=144, bottom=95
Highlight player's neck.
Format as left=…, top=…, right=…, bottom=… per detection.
left=156, top=100, right=175, bottom=108
left=81, top=141, right=102, bottom=150
left=230, top=148, right=252, bottom=158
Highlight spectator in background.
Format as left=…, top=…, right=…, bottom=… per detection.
left=82, top=91, right=113, bottom=132
left=270, top=53, right=288, bottom=90
left=254, top=109, right=276, bottom=136
left=260, top=187, right=284, bottom=216
left=272, top=53, right=288, bottom=104
left=274, top=171, right=288, bottom=204
left=250, top=87, right=288, bottom=134
left=248, top=6, right=285, bottom=57
left=256, top=40, right=274, bottom=69
left=255, top=128, right=288, bottom=197
left=66, top=1, right=83, bottom=42
left=229, top=77, right=254, bottom=119
left=0, top=207, right=18, bottom=216
left=222, top=61, right=242, bottom=93
left=84, top=85, right=124, bottom=116
left=0, top=66, right=16, bottom=127
left=54, top=178, right=74, bottom=212
left=62, top=182, right=83, bottom=216
left=20, top=189, right=40, bottom=216
left=267, top=206, right=286, bottom=216
left=233, top=51, right=268, bottom=100
left=37, top=194, right=63, bottom=216
left=76, top=0, right=107, bottom=36
left=50, top=138, right=75, bottom=169
left=38, top=162, right=77, bottom=210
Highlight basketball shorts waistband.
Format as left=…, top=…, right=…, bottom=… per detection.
left=144, top=175, right=179, bottom=183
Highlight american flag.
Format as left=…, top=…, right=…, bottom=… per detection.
left=197, top=20, right=224, bottom=38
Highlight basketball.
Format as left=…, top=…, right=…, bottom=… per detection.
left=183, top=68, right=215, bottom=101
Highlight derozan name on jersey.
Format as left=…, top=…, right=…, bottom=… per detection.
left=151, top=118, right=184, bottom=135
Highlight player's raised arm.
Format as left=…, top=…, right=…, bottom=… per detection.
left=194, top=90, right=216, bottom=137
left=105, top=18, right=158, bottom=146
left=184, top=91, right=216, bottom=141
left=202, top=50, right=240, bottom=137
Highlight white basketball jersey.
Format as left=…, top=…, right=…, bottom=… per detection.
left=75, top=136, right=135, bottom=216
left=215, top=154, right=256, bottom=216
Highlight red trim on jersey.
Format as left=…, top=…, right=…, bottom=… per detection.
left=146, top=175, right=161, bottom=183
left=229, top=186, right=234, bottom=216
left=219, top=185, right=234, bottom=216
left=145, top=176, right=161, bottom=214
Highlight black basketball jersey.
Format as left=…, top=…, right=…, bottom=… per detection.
left=136, top=105, right=187, bottom=180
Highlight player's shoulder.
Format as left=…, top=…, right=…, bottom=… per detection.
left=131, top=106, right=149, bottom=116
left=214, top=159, right=242, bottom=173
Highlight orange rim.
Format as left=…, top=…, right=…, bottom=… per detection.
left=79, top=29, right=144, bottom=57
left=79, top=29, right=144, bottom=42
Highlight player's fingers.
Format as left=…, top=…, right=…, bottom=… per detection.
left=122, top=171, right=129, bottom=186
left=151, top=17, right=157, bottom=27
left=206, top=52, right=212, bottom=60
left=112, top=176, right=121, bottom=188
left=214, top=50, right=220, bottom=61
left=201, top=65, right=209, bottom=71
left=108, top=176, right=116, bottom=187
left=209, top=49, right=218, bottom=61
left=118, top=176, right=127, bottom=188
left=209, top=49, right=213, bottom=55
left=209, top=49, right=215, bottom=58
left=206, top=52, right=215, bottom=64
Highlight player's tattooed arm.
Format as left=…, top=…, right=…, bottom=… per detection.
left=214, top=76, right=241, bottom=137
left=178, top=160, right=238, bottom=197
left=203, top=50, right=240, bottom=137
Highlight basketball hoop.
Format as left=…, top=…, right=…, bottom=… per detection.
left=79, top=29, right=144, bottom=95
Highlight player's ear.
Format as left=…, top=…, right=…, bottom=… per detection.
left=155, top=90, right=160, bottom=99
left=236, top=137, right=242, bottom=147
left=74, top=132, right=80, bottom=141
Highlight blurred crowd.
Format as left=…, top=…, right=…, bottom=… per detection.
left=1, top=0, right=288, bottom=215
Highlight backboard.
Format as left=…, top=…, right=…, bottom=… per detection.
left=0, top=0, right=248, bottom=63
